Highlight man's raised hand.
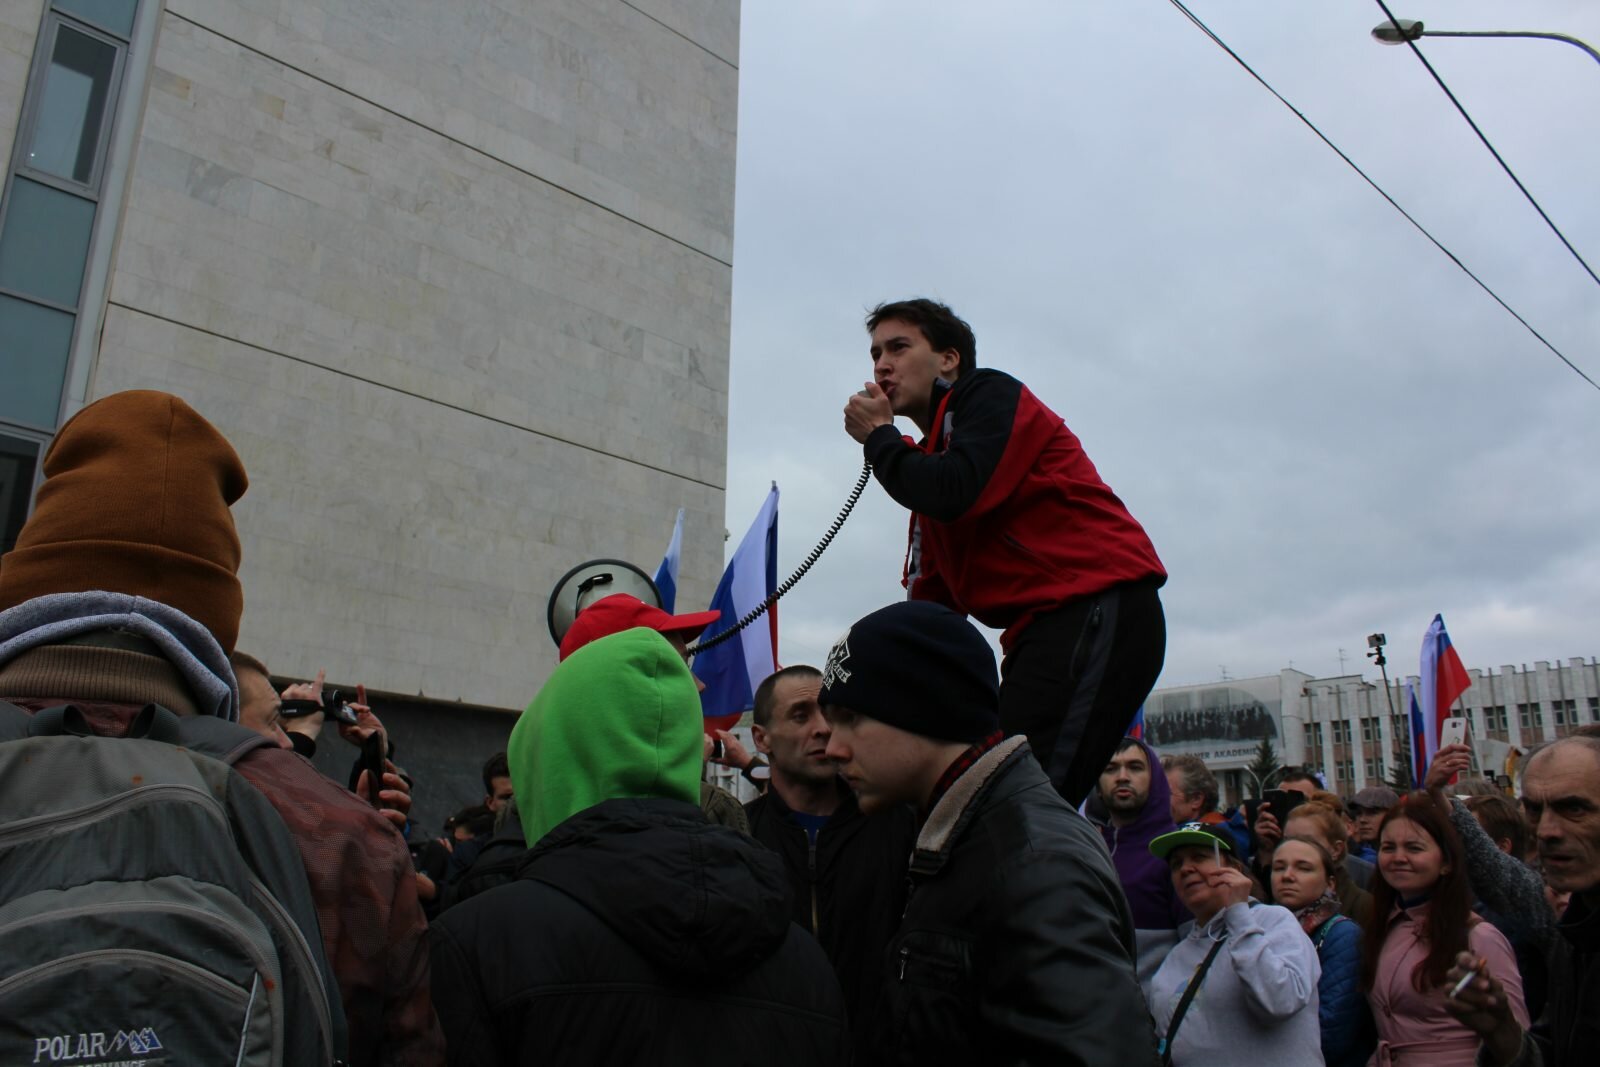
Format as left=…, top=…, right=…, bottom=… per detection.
left=844, top=381, right=893, bottom=444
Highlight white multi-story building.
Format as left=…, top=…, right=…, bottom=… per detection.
left=1146, top=657, right=1600, bottom=807
left=0, top=0, right=740, bottom=824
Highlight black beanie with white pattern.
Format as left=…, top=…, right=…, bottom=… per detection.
left=817, top=601, right=1000, bottom=742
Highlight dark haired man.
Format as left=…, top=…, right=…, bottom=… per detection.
left=1095, top=738, right=1190, bottom=989
left=744, top=664, right=915, bottom=1062
left=818, top=600, right=1157, bottom=1064
left=1250, top=764, right=1323, bottom=858
left=482, top=751, right=513, bottom=814
left=842, top=297, right=1166, bottom=805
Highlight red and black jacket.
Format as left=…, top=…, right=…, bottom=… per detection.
left=863, top=368, right=1165, bottom=652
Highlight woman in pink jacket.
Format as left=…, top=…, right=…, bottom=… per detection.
left=1361, top=793, right=1527, bottom=1066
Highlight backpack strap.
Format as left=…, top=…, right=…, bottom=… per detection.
left=177, top=713, right=277, bottom=766
left=1312, top=913, right=1350, bottom=951
left=26, top=705, right=95, bottom=737
left=0, top=700, right=35, bottom=742
left=1158, top=933, right=1227, bottom=1066
left=0, top=702, right=183, bottom=742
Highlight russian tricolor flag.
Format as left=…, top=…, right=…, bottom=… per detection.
left=1418, top=614, right=1472, bottom=775
left=653, top=508, right=685, bottom=613
left=1127, top=705, right=1145, bottom=741
left=696, top=484, right=779, bottom=732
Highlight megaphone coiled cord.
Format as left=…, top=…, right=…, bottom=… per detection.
left=686, top=460, right=872, bottom=655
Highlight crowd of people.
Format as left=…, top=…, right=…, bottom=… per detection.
left=0, top=314, right=1596, bottom=1065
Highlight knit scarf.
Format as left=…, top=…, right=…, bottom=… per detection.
left=1293, top=887, right=1340, bottom=935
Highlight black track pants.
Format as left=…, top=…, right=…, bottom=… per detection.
left=998, top=580, right=1166, bottom=807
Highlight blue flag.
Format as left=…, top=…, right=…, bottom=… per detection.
left=653, top=508, right=684, bottom=613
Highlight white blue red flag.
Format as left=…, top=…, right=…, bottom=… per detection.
left=653, top=508, right=684, bottom=613
left=1418, top=614, right=1472, bottom=775
left=696, top=485, right=779, bottom=731
left=1127, top=705, right=1145, bottom=741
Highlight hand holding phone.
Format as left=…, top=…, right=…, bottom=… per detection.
left=360, top=732, right=386, bottom=810
left=1264, top=789, right=1306, bottom=820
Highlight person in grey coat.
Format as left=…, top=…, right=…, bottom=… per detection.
left=1148, top=822, right=1323, bottom=1066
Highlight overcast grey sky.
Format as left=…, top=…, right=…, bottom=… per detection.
left=718, top=1, right=1600, bottom=688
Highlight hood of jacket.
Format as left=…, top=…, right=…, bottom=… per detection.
left=509, top=627, right=703, bottom=846
left=0, top=591, right=239, bottom=719
left=1094, top=737, right=1188, bottom=929
left=520, top=796, right=794, bottom=979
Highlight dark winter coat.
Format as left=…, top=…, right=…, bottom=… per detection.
left=429, top=797, right=848, bottom=1067
left=746, top=783, right=916, bottom=1060
left=1310, top=913, right=1374, bottom=1067
left=878, top=736, right=1159, bottom=1065
left=436, top=806, right=527, bottom=914
left=1509, top=889, right=1600, bottom=1067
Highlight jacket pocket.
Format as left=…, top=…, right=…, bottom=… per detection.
left=996, top=531, right=1072, bottom=588
left=883, top=931, right=976, bottom=1063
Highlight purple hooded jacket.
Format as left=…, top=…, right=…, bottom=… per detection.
left=1092, top=739, right=1191, bottom=984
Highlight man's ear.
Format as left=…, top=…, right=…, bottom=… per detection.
left=751, top=723, right=772, bottom=757
left=938, top=348, right=961, bottom=378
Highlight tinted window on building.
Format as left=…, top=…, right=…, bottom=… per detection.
left=54, top=0, right=138, bottom=39
left=1, top=433, right=41, bottom=554
left=25, top=23, right=118, bottom=185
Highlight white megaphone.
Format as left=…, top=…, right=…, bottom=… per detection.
left=545, top=559, right=662, bottom=648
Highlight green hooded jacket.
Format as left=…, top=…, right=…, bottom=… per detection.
left=510, top=627, right=703, bottom=846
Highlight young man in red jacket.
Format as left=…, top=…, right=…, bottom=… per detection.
left=843, top=297, right=1166, bottom=806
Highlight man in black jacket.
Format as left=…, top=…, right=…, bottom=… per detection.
left=818, top=600, right=1159, bottom=1065
left=429, top=628, right=846, bottom=1066
left=1445, top=736, right=1600, bottom=1067
left=745, top=663, right=916, bottom=1061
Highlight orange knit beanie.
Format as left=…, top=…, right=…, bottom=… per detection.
left=0, top=391, right=248, bottom=652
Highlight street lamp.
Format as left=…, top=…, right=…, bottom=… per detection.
left=1239, top=764, right=1289, bottom=799
left=1372, top=18, right=1600, bottom=68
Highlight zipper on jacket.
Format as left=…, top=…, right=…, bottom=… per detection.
left=0, top=783, right=225, bottom=848
left=898, top=946, right=909, bottom=981
left=807, top=835, right=820, bottom=937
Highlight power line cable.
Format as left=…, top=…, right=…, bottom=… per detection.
left=1373, top=0, right=1600, bottom=294
left=1163, top=0, right=1600, bottom=394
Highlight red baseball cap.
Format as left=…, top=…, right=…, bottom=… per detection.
left=557, top=594, right=720, bottom=661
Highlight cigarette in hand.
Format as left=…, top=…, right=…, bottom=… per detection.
left=1448, top=958, right=1486, bottom=999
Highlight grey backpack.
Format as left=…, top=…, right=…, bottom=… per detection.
left=0, top=703, right=348, bottom=1067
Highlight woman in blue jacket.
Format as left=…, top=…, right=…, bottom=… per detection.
left=1272, top=835, right=1373, bottom=1067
